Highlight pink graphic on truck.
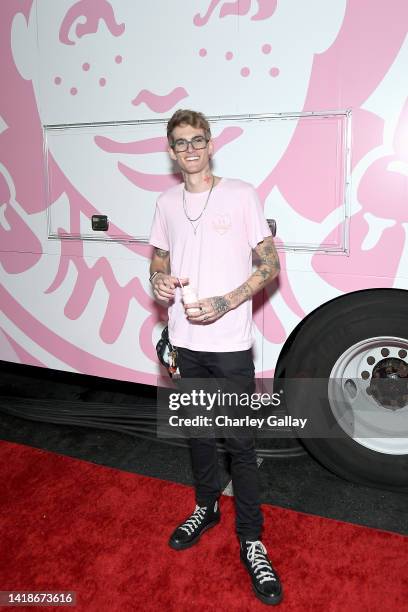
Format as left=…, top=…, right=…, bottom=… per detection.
left=0, top=0, right=407, bottom=387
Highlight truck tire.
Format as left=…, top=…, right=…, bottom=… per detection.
left=279, top=289, right=408, bottom=492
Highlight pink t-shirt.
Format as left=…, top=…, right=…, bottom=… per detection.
left=149, top=178, right=271, bottom=352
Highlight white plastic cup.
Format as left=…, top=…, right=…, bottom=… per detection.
left=182, top=285, right=200, bottom=313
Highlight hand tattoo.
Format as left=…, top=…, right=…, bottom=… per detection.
left=211, top=296, right=230, bottom=314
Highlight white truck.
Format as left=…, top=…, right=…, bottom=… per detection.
left=1, top=1, right=407, bottom=490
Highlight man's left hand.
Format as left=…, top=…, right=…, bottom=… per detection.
left=185, top=295, right=231, bottom=324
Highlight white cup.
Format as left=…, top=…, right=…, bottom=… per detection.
left=182, top=286, right=200, bottom=313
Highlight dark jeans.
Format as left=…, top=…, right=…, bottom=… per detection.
left=177, top=347, right=263, bottom=541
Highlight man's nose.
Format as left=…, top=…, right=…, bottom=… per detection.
left=186, top=141, right=195, bottom=151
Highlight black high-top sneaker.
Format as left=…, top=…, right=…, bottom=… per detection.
left=169, top=501, right=220, bottom=550
left=240, top=540, right=283, bottom=605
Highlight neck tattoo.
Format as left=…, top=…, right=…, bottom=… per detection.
left=182, top=176, right=215, bottom=235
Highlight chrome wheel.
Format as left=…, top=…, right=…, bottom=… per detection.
left=329, top=336, right=408, bottom=455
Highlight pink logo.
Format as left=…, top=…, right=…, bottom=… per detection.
left=212, top=213, right=232, bottom=235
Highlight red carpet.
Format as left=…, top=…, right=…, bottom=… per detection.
left=0, top=440, right=407, bottom=612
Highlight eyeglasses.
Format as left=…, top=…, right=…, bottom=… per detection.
left=171, top=135, right=209, bottom=153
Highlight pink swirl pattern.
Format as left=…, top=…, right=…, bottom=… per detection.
left=59, top=0, right=125, bottom=46
left=131, top=87, right=188, bottom=113
left=193, top=0, right=277, bottom=26
left=312, top=99, right=408, bottom=291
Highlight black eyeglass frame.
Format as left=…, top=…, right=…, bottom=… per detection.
left=170, top=135, right=210, bottom=152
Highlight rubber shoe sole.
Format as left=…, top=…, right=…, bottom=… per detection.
left=240, top=558, right=283, bottom=606
left=168, top=516, right=220, bottom=551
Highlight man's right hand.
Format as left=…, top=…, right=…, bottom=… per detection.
left=152, top=274, right=188, bottom=302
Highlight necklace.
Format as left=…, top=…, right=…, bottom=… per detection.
left=182, top=176, right=215, bottom=235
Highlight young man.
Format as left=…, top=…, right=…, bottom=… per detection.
left=149, top=109, right=282, bottom=606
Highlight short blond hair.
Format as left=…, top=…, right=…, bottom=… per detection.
left=167, top=109, right=211, bottom=145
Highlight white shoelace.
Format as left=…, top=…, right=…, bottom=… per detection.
left=180, top=505, right=207, bottom=535
left=245, top=541, right=277, bottom=584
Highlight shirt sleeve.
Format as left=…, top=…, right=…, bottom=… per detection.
left=149, top=200, right=169, bottom=251
left=244, top=186, right=272, bottom=249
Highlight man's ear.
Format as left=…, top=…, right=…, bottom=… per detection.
left=168, top=146, right=177, bottom=161
left=208, top=139, right=214, bottom=158
left=11, top=11, right=37, bottom=81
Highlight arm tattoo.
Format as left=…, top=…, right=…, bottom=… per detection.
left=227, top=283, right=252, bottom=302
left=155, top=248, right=169, bottom=259
left=211, top=296, right=230, bottom=314
left=253, top=268, right=271, bottom=281
left=255, top=238, right=280, bottom=275
left=258, top=245, right=280, bottom=268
